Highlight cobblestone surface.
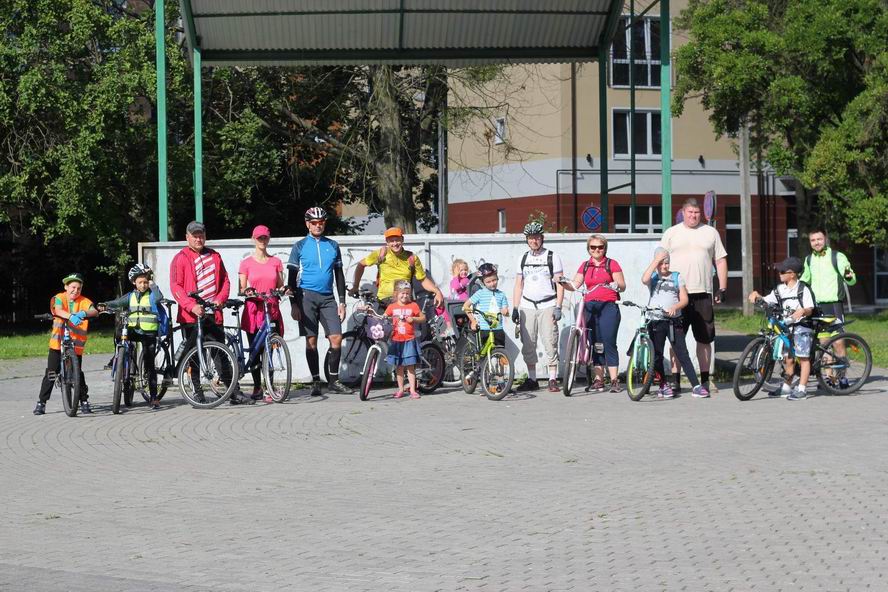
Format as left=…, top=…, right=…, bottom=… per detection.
left=1, top=354, right=887, bottom=591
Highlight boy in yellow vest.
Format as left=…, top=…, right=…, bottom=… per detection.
left=98, top=264, right=167, bottom=409
left=34, top=273, right=99, bottom=415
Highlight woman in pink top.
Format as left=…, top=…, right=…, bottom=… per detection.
left=238, top=225, right=285, bottom=401
left=564, top=234, right=626, bottom=393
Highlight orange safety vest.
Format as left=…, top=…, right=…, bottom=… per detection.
left=48, top=293, right=93, bottom=355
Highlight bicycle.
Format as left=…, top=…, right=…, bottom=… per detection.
left=620, top=301, right=669, bottom=401
left=560, top=282, right=619, bottom=396
left=223, top=288, right=292, bottom=403
left=34, top=313, right=82, bottom=417
left=104, top=309, right=155, bottom=414
left=456, top=307, right=514, bottom=401
left=328, top=286, right=445, bottom=400
left=733, top=301, right=873, bottom=400
left=175, top=292, right=240, bottom=408
left=430, top=300, right=472, bottom=387
left=150, top=297, right=179, bottom=401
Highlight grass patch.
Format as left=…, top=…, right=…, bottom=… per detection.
left=716, top=309, right=888, bottom=368
left=0, top=328, right=116, bottom=360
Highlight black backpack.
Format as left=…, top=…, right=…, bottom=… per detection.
left=774, top=280, right=819, bottom=321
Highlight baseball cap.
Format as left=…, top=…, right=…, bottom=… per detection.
left=252, top=225, right=271, bottom=239
left=62, top=272, right=84, bottom=285
left=186, top=221, right=206, bottom=235
left=383, top=227, right=404, bottom=239
left=775, top=257, right=803, bottom=274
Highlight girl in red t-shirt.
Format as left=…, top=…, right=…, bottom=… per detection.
left=384, top=280, right=427, bottom=399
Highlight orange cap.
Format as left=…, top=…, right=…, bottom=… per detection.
left=383, top=227, right=404, bottom=239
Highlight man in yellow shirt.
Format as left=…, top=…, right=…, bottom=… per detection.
left=349, top=227, right=444, bottom=308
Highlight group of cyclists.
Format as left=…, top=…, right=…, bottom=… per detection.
left=33, top=198, right=861, bottom=415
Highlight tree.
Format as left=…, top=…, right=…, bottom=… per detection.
left=673, top=0, right=888, bottom=249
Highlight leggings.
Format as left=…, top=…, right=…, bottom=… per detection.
left=583, top=300, right=621, bottom=367
left=649, top=319, right=699, bottom=386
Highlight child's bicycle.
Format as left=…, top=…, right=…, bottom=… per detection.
left=223, top=288, right=292, bottom=402
left=104, top=309, right=154, bottom=414
left=620, top=301, right=668, bottom=401
left=732, top=301, right=872, bottom=400
left=560, top=281, right=619, bottom=396
left=34, top=313, right=82, bottom=417
left=456, top=307, right=514, bottom=401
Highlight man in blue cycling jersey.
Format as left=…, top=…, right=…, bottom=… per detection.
left=287, top=207, right=352, bottom=396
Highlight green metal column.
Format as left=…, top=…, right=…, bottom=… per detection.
left=598, top=45, right=609, bottom=233
left=155, top=0, right=168, bottom=241
left=629, top=0, right=636, bottom=233
left=660, top=0, right=672, bottom=230
left=193, top=45, right=203, bottom=223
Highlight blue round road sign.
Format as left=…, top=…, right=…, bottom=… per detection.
left=582, top=206, right=602, bottom=231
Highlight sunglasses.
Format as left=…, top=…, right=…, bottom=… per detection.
left=588, top=245, right=605, bottom=251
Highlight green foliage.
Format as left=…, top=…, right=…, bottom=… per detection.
left=674, top=0, right=888, bottom=247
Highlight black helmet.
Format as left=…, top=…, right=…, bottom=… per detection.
left=128, top=263, right=153, bottom=283
left=478, top=263, right=498, bottom=278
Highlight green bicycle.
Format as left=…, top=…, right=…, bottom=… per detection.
left=456, top=307, right=514, bottom=401
left=621, top=301, right=667, bottom=401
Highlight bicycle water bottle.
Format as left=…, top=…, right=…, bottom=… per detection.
left=173, top=340, right=187, bottom=363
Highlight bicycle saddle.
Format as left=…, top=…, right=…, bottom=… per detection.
left=224, top=299, right=245, bottom=309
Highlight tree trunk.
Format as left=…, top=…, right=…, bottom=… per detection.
left=795, top=183, right=812, bottom=258
left=369, top=66, right=415, bottom=232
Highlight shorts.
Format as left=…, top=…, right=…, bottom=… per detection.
left=386, top=339, right=421, bottom=367
left=818, top=301, right=845, bottom=324
left=298, top=289, right=342, bottom=337
left=681, top=293, right=716, bottom=344
left=791, top=326, right=814, bottom=358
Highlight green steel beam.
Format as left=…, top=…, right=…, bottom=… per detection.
left=660, top=0, right=672, bottom=230
left=201, top=46, right=601, bottom=64
left=598, top=44, right=609, bottom=233
left=180, top=0, right=198, bottom=48
left=156, top=0, right=168, bottom=241
left=195, top=9, right=611, bottom=18
left=629, top=0, right=636, bottom=233
left=194, top=45, right=203, bottom=223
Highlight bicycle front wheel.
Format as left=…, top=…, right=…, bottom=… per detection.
left=262, top=334, right=292, bottom=402
left=359, top=347, right=380, bottom=401
left=62, top=351, right=80, bottom=417
left=178, top=342, right=238, bottom=409
left=417, top=341, right=445, bottom=394
left=456, top=339, right=479, bottom=394
left=626, top=335, right=654, bottom=401
left=733, top=336, right=773, bottom=401
left=816, top=333, right=872, bottom=395
left=123, top=348, right=135, bottom=408
left=482, top=348, right=514, bottom=401
left=562, top=329, right=581, bottom=397
left=440, top=336, right=463, bottom=387
left=111, top=345, right=125, bottom=414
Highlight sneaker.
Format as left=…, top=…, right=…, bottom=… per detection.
left=263, top=394, right=275, bottom=403
left=410, top=391, right=421, bottom=400
left=547, top=379, right=559, bottom=392
left=658, top=384, right=674, bottom=399
left=393, top=390, right=405, bottom=399
left=586, top=378, right=606, bottom=393
left=229, top=391, right=255, bottom=406
left=309, top=380, right=323, bottom=397
left=250, top=390, right=264, bottom=401
left=787, top=387, right=807, bottom=401
left=609, top=379, right=622, bottom=393
left=516, top=379, right=539, bottom=392
left=670, top=382, right=682, bottom=395
left=838, top=378, right=850, bottom=390
left=149, top=398, right=160, bottom=410
left=79, top=401, right=93, bottom=414
left=691, top=385, right=710, bottom=398
left=33, top=402, right=46, bottom=415
left=327, top=379, right=354, bottom=395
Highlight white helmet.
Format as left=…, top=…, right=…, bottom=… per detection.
left=128, top=263, right=153, bottom=282
left=304, top=206, right=328, bottom=221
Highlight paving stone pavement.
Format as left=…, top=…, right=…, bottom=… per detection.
left=1, top=354, right=887, bottom=591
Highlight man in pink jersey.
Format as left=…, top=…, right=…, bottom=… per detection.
left=170, top=221, right=252, bottom=405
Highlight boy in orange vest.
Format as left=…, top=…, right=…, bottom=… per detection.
left=34, top=273, right=99, bottom=415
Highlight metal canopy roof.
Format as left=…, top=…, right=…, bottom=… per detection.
left=180, top=0, right=624, bottom=67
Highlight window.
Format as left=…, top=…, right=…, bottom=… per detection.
left=613, top=205, right=662, bottom=234
left=613, top=110, right=661, bottom=157
left=493, top=117, right=506, bottom=145
left=497, top=209, right=506, bottom=233
left=724, top=206, right=742, bottom=276
left=611, top=16, right=663, bottom=88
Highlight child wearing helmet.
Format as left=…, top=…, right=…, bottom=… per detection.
left=384, top=279, right=427, bottom=399
left=34, top=273, right=100, bottom=415
left=463, top=263, right=510, bottom=348
left=97, top=264, right=167, bottom=409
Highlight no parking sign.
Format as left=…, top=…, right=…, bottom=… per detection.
left=581, top=206, right=602, bottom=231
